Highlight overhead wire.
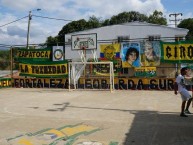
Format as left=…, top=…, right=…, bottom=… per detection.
left=32, top=15, right=73, bottom=21
left=0, top=13, right=188, bottom=47
left=0, top=14, right=73, bottom=48
left=0, top=16, right=28, bottom=27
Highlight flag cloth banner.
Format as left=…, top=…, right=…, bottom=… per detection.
left=134, top=67, right=157, bottom=77
left=100, top=44, right=120, bottom=60
left=52, top=46, right=64, bottom=61
left=140, top=41, right=161, bottom=66
left=121, top=42, right=140, bottom=68
left=19, top=60, right=68, bottom=78
left=161, top=41, right=193, bottom=63
left=92, top=60, right=120, bottom=76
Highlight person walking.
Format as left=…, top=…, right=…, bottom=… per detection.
left=174, top=67, right=193, bottom=117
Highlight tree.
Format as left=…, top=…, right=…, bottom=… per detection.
left=109, top=11, right=148, bottom=25
left=58, top=19, right=87, bottom=36
left=57, top=19, right=88, bottom=44
left=87, top=15, right=102, bottom=29
left=0, top=50, right=10, bottom=70
left=102, top=19, right=110, bottom=26
left=178, top=18, right=193, bottom=40
left=46, top=10, right=167, bottom=45
left=147, top=10, right=167, bottom=25
left=45, top=36, right=59, bottom=47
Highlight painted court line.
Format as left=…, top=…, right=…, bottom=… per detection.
left=3, top=107, right=24, bottom=116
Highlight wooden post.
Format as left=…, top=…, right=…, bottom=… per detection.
left=10, top=47, right=13, bottom=87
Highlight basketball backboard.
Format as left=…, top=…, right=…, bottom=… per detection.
left=71, top=33, right=97, bottom=50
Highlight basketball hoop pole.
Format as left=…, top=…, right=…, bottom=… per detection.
left=82, top=46, right=86, bottom=77
left=83, top=47, right=86, bottom=60
left=191, top=83, right=193, bottom=107
left=68, top=62, right=71, bottom=91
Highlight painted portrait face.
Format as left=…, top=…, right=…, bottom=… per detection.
left=144, top=42, right=154, bottom=61
left=145, top=47, right=153, bottom=59
left=128, top=51, right=137, bottom=64
left=104, top=46, right=115, bottom=60
left=125, top=47, right=139, bottom=66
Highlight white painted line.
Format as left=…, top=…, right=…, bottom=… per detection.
left=3, top=107, right=24, bottom=116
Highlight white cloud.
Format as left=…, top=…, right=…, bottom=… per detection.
left=0, top=33, right=26, bottom=46
left=0, top=0, right=165, bottom=46
left=1, top=0, right=37, bottom=11
left=7, top=26, right=26, bottom=37
left=0, top=28, right=5, bottom=34
left=68, top=0, right=164, bottom=19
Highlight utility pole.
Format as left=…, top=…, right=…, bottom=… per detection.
left=26, top=11, right=32, bottom=49
left=26, top=9, right=41, bottom=49
left=169, top=13, right=183, bottom=77
left=169, top=13, right=183, bottom=28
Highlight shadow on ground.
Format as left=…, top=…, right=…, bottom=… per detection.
left=123, top=110, right=193, bottom=145
left=35, top=103, right=193, bottom=145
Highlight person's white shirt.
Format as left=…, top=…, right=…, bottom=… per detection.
left=176, top=74, right=186, bottom=92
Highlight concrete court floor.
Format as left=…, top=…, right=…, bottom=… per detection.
left=0, top=88, right=193, bottom=145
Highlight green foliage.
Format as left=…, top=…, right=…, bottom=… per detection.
left=46, top=36, right=59, bottom=47
left=109, top=11, right=148, bottom=25
left=102, top=19, right=110, bottom=26
left=147, top=10, right=167, bottom=25
left=58, top=19, right=87, bottom=36
left=56, top=19, right=88, bottom=45
left=87, top=15, right=102, bottom=29
left=178, top=18, right=193, bottom=40
left=46, top=10, right=167, bottom=45
left=0, top=50, right=10, bottom=70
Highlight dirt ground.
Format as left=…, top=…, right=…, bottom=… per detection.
left=0, top=88, right=193, bottom=145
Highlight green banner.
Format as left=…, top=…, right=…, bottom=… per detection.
left=15, top=48, right=52, bottom=62
left=134, top=67, right=157, bottom=77
left=0, top=78, right=12, bottom=88
left=19, top=60, right=68, bottom=78
left=161, top=41, right=193, bottom=63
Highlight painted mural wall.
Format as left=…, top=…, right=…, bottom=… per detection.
left=12, top=77, right=175, bottom=90
left=9, top=40, right=193, bottom=90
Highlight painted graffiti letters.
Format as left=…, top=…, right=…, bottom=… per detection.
left=84, top=79, right=109, bottom=89
left=163, top=42, right=193, bottom=62
left=13, top=78, right=175, bottom=90
left=149, top=79, right=157, bottom=89
left=31, top=65, right=67, bottom=74
left=179, top=45, right=186, bottom=58
left=0, top=79, right=11, bottom=88
left=19, top=63, right=68, bottom=77
left=20, top=65, right=29, bottom=73
left=17, top=50, right=50, bottom=58
left=116, top=78, right=174, bottom=90
left=137, top=79, right=144, bottom=90
left=128, top=79, right=135, bottom=89
left=13, top=78, right=68, bottom=88
left=166, top=46, right=172, bottom=58
left=187, top=45, right=193, bottom=59
left=158, top=79, right=167, bottom=90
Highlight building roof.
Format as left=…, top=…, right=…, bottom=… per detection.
left=65, top=21, right=189, bottom=36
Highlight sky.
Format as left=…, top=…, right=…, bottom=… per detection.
left=0, top=0, right=193, bottom=48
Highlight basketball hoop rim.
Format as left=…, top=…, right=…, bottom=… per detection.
left=81, top=46, right=86, bottom=50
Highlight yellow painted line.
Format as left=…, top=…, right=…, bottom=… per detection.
left=95, top=72, right=110, bottom=76
left=60, top=124, right=98, bottom=136
left=42, top=129, right=65, bottom=137
left=11, top=129, right=66, bottom=145
left=18, top=138, right=33, bottom=145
